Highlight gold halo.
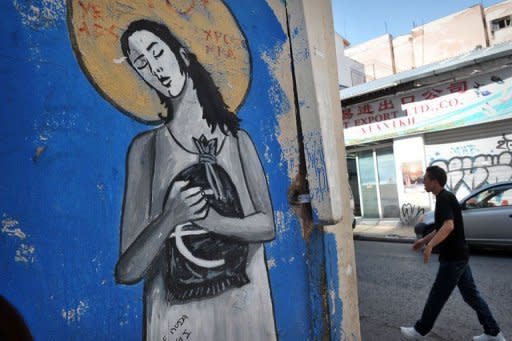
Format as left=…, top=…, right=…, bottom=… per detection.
left=67, top=0, right=251, bottom=123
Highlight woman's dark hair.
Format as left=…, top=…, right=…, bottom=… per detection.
left=120, top=19, right=240, bottom=136
left=425, top=166, right=447, bottom=187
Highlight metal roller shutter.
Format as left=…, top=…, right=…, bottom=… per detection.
left=424, top=118, right=512, bottom=145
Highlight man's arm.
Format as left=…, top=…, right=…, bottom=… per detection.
left=412, top=229, right=436, bottom=251
left=423, top=219, right=454, bottom=263
left=426, top=220, right=454, bottom=249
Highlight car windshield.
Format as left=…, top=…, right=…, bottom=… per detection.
left=465, top=185, right=512, bottom=209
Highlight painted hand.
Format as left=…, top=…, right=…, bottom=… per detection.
left=164, top=181, right=214, bottom=226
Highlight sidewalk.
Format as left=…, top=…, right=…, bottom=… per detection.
left=353, top=218, right=417, bottom=243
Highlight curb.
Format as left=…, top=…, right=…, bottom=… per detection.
left=353, top=233, right=416, bottom=244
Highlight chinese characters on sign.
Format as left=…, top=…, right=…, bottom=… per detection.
left=341, top=70, right=512, bottom=146
left=342, top=80, right=468, bottom=129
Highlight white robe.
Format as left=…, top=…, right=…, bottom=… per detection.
left=119, top=126, right=276, bottom=341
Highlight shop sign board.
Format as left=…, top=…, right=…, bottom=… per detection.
left=342, top=68, right=512, bottom=146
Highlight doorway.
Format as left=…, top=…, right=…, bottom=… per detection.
left=347, top=146, right=400, bottom=218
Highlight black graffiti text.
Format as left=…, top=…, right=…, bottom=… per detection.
left=176, top=329, right=192, bottom=341
left=400, top=203, right=425, bottom=225
left=430, top=151, right=512, bottom=198
left=169, top=315, right=188, bottom=335
left=496, top=134, right=512, bottom=151
left=162, top=315, right=191, bottom=341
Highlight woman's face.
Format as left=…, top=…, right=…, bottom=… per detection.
left=127, top=29, right=187, bottom=98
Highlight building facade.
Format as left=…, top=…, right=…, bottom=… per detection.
left=340, top=44, right=512, bottom=222
left=335, top=34, right=366, bottom=88
left=343, top=0, right=512, bottom=83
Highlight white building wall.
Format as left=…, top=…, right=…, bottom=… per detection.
left=392, top=34, right=415, bottom=73
left=411, top=5, right=488, bottom=68
left=485, top=0, right=512, bottom=45
left=335, top=34, right=365, bottom=88
left=344, top=2, right=510, bottom=80
left=345, top=34, right=395, bottom=81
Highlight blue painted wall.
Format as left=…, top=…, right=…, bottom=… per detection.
left=0, top=0, right=324, bottom=339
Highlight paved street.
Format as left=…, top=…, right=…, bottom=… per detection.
left=355, top=240, right=512, bottom=340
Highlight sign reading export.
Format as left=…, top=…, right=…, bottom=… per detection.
left=342, top=68, right=512, bottom=146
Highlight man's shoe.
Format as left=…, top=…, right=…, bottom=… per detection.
left=473, top=332, right=506, bottom=341
left=400, top=326, right=424, bottom=340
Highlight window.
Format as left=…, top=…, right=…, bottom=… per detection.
left=491, top=16, right=512, bottom=33
left=465, top=185, right=512, bottom=209
left=350, top=69, right=366, bottom=86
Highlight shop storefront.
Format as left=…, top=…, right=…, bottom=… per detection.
left=346, top=144, right=399, bottom=218
left=341, top=44, right=512, bottom=220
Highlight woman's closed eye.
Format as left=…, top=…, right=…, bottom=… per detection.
left=153, top=49, right=164, bottom=59
left=133, top=55, right=149, bottom=70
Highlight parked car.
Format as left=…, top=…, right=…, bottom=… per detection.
left=415, top=181, right=512, bottom=248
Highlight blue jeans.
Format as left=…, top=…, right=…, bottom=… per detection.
left=414, top=260, right=500, bottom=336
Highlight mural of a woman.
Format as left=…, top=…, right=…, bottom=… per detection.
left=114, top=19, right=276, bottom=340
left=67, top=1, right=276, bottom=340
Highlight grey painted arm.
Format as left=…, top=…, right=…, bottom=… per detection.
left=115, top=132, right=211, bottom=284
left=115, top=132, right=170, bottom=284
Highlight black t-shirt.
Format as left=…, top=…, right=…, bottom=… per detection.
left=434, top=189, right=469, bottom=262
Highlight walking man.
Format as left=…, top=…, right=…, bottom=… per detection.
left=400, top=166, right=505, bottom=341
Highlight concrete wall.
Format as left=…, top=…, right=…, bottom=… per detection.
left=345, top=34, right=395, bottom=81
left=0, top=0, right=361, bottom=339
left=485, top=0, right=512, bottom=45
left=412, top=5, right=488, bottom=67
left=288, top=1, right=361, bottom=338
left=392, top=34, right=415, bottom=73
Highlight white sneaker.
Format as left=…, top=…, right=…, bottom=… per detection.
left=473, top=332, right=506, bottom=341
left=400, top=326, right=424, bottom=340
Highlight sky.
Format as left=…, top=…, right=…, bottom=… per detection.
left=332, top=0, right=505, bottom=46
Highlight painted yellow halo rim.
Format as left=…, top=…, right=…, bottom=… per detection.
left=67, top=0, right=251, bottom=123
